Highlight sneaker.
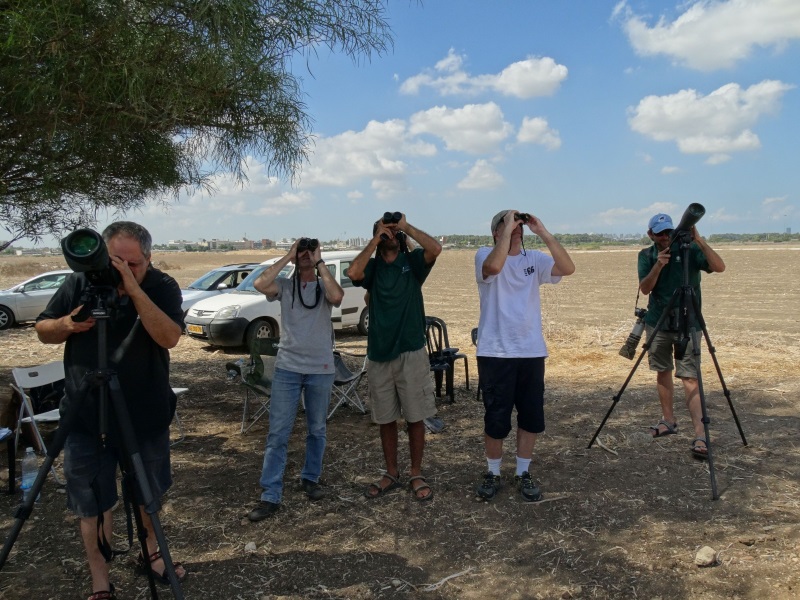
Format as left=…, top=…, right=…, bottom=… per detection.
left=301, top=478, right=326, bottom=501
left=475, top=472, right=502, bottom=500
left=247, top=500, right=280, bottom=522
left=515, top=471, right=542, bottom=502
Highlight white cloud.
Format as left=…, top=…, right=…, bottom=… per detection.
left=595, top=202, right=680, bottom=227
left=517, top=117, right=562, bottom=150
left=409, top=102, right=514, bottom=154
left=661, top=166, right=681, bottom=174
left=300, top=119, right=436, bottom=198
left=762, top=195, right=795, bottom=220
left=628, top=80, right=794, bottom=157
left=458, top=159, right=504, bottom=190
left=617, top=0, right=800, bottom=71
left=709, top=207, right=743, bottom=222
left=705, top=153, right=732, bottom=165
left=400, top=48, right=567, bottom=98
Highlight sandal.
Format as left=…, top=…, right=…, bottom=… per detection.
left=88, top=584, right=116, bottom=600
left=691, top=438, right=709, bottom=460
left=409, top=475, right=434, bottom=502
left=364, top=472, right=402, bottom=499
left=649, top=419, right=678, bottom=438
left=136, top=550, right=187, bottom=585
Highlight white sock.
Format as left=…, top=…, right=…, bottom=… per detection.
left=487, top=457, right=502, bottom=476
left=516, top=456, right=531, bottom=477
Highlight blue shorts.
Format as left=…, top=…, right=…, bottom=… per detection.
left=63, top=429, right=172, bottom=517
left=477, top=357, right=546, bottom=439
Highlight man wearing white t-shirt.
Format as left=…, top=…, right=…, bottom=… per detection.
left=474, top=209, right=575, bottom=501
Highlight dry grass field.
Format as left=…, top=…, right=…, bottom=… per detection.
left=1, top=244, right=799, bottom=599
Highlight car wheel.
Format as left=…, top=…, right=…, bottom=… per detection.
left=357, top=307, right=369, bottom=336
left=245, top=318, right=277, bottom=348
left=0, top=305, right=14, bottom=330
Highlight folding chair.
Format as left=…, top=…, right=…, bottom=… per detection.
left=425, top=316, right=469, bottom=402
left=10, top=361, right=65, bottom=485
left=226, top=337, right=279, bottom=433
left=170, top=387, right=188, bottom=446
left=327, top=352, right=367, bottom=420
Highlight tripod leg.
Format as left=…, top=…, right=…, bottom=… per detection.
left=106, top=375, right=185, bottom=599
left=587, top=348, right=647, bottom=448
left=690, top=293, right=747, bottom=446
left=588, top=288, right=681, bottom=448
left=689, top=329, right=719, bottom=500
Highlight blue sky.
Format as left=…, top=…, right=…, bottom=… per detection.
left=68, top=1, right=800, bottom=244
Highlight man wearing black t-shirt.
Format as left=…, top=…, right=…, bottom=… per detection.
left=37, top=222, right=186, bottom=600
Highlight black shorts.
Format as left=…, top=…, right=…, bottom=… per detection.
left=477, top=356, right=545, bottom=439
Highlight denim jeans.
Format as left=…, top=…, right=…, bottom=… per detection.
left=258, top=367, right=334, bottom=503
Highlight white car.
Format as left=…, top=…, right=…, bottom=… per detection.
left=180, top=262, right=259, bottom=313
left=183, top=251, right=368, bottom=347
left=0, top=269, right=72, bottom=330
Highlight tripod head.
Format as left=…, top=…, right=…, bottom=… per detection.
left=668, top=203, right=705, bottom=247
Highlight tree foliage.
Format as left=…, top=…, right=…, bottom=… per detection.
left=0, top=0, right=392, bottom=249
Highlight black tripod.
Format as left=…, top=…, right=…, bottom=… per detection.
left=0, top=289, right=184, bottom=599
left=587, top=232, right=747, bottom=500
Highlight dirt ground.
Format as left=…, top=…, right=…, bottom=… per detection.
left=1, top=245, right=799, bottom=600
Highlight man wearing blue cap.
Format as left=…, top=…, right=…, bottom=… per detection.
left=638, top=212, right=725, bottom=458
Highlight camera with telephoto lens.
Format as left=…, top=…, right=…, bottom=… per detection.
left=619, top=307, right=647, bottom=360
left=61, top=229, right=121, bottom=289
left=297, top=237, right=319, bottom=252
left=515, top=212, right=532, bottom=223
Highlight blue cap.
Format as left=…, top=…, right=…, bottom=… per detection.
left=648, top=213, right=673, bottom=234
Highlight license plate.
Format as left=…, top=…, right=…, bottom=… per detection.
left=186, top=324, right=204, bottom=335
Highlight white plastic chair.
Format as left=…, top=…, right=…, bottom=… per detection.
left=10, top=361, right=65, bottom=484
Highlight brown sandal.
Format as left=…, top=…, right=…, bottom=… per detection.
left=136, top=550, right=187, bottom=584
left=87, top=584, right=116, bottom=600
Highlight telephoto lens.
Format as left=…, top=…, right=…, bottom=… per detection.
left=619, top=311, right=647, bottom=360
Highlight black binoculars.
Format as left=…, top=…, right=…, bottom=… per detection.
left=515, top=212, right=532, bottom=223
left=382, top=211, right=402, bottom=224
left=298, top=237, right=319, bottom=252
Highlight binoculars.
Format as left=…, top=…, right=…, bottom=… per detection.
left=382, top=211, right=402, bottom=224
left=515, top=212, right=532, bottom=223
left=298, top=238, right=319, bottom=252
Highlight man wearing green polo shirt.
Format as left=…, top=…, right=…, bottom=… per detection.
left=349, top=212, right=441, bottom=502
left=638, top=213, right=725, bottom=459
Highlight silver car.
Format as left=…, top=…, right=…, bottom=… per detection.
left=180, top=263, right=260, bottom=313
left=0, top=269, right=72, bottom=329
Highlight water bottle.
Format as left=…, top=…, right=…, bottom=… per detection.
left=21, top=447, right=40, bottom=503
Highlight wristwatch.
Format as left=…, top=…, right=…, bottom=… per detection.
left=315, top=259, right=325, bottom=268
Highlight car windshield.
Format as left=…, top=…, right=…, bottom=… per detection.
left=186, top=269, right=230, bottom=291
left=236, top=264, right=292, bottom=292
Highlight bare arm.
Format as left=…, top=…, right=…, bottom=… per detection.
left=111, top=255, right=181, bottom=349
left=481, top=210, right=517, bottom=279
left=639, top=252, right=667, bottom=295
left=692, top=227, right=725, bottom=273
left=347, top=233, right=382, bottom=282
left=398, top=215, right=441, bottom=265
left=311, top=246, right=344, bottom=306
left=254, top=242, right=297, bottom=299
left=36, top=307, right=97, bottom=344
left=528, top=216, right=575, bottom=277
